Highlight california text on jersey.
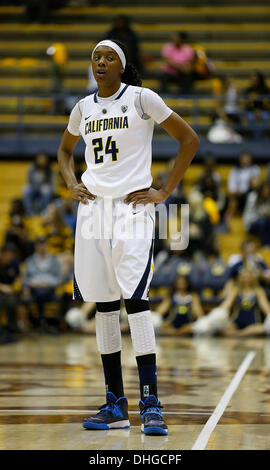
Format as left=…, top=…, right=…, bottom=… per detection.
left=85, top=116, right=129, bottom=135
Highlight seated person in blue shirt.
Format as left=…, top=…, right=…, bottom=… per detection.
left=220, top=268, right=270, bottom=336
left=155, top=274, right=204, bottom=335
left=160, top=268, right=270, bottom=337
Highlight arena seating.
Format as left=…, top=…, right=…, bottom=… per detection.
left=0, top=1, right=270, bottom=282
left=0, top=1, right=270, bottom=156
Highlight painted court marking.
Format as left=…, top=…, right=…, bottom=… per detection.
left=192, top=350, right=256, bottom=450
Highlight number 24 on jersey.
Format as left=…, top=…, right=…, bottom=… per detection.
left=92, top=136, right=119, bottom=164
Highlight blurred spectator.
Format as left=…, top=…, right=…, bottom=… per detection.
left=23, top=237, right=61, bottom=333
left=207, top=113, right=243, bottom=143
left=46, top=43, right=68, bottom=114
left=233, top=313, right=270, bottom=337
left=52, top=197, right=78, bottom=235
left=3, top=198, right=34, bottom=261
left=52, top=174, right=78, bottom=233
left=0, top=243, right=21, bottom=335
left=224, top=239, right=270, bottom=297
left=156, top=274, right=204, bottom=335
left=198, top=154, right=221, bottom=185
left=186, top=268, right=270, bottom=337
left=104, top=15, right=143, bottom=74
left=24, top=0, right=67, bottom=24
left=243, top=181, right=270, bottom=231
left=222, top=75, right=241, bottom=124
left=4, top=214, right=34, bottom=262
left=196, top=155, right=228, bottom=227
left=196, top=173, right=226, bottom=223
left=185, top=189, right=215, bottom=258
left=160, top=32, right=195, bottom=95
left=42, top=204, right=74, bottom=254
left=192, top=44, right=214, bottom=81
left=244, top=71, right=270, bottom=140
left=244, top=71, right=269, bottom=110
left=221, top=269, right=270, bottom=335
left=247, top=183, right=270, bottom=247
left=248, top=174, right=262, bottom=196
left=227, top=151, right=260, bottom=215
left=23, top=153, right=54, bottom=216
left=9, top=198, right=26, bottom=219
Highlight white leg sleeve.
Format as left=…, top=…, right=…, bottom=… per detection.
left=128, top=310, right=156, bottom=356
left=95, top=310, right=121, bottom=354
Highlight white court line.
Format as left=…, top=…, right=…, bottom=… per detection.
left=192, top=350, right=256, bottom=450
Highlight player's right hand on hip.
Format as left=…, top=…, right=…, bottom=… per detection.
left=68, top=182, right=96, bottom=204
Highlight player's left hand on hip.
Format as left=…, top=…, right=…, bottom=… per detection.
left=124, top=187, right=168, bottom=205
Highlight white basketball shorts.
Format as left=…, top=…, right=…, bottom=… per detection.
left=74, top=196, right=155, bottom=302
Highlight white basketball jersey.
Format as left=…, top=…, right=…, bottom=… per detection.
left=79, top=84, right=155, bottom=198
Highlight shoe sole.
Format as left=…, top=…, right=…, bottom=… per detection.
left=141, top=424, right=168, bottom=436
left=83, top=420, right=130, bottom=430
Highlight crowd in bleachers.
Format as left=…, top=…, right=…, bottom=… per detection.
left=1, top=4, right=270, bottom=343
left=1, top=152, right=270, bottom=344
left=0, top=153, right=79, bottom=343
left=1, top=5, right=270, bottom=144
left=147, top=154, right=270, bottom=338
left=86, top=16, right=215, bottom=97
left=46, top=12, right=270, bottom=141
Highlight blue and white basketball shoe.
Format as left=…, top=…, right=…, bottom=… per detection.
left=139, top=395, right=168, bottom=436
left=82, top=391, right=130, bottom=430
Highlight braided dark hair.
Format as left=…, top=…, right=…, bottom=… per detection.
left=109, top=39, right=142, bottom=87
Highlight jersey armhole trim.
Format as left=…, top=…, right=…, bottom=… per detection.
left=78, top=98, right=84, bottom=117
left=135, top=89, right=150, bottom=120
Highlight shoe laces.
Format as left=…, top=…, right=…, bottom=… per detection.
left=141, top=397, right=164, bottom=421
left=95, top=399, right=116, bottom=419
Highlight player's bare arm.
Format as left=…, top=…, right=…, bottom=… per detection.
left=124, top=111, right=200, bottom=205
left=57, top=129, right=96, bottom=204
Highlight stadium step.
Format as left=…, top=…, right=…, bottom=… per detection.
left=2, top=59, right=270, bottom=79
left=1, top=41, right=270, bottom=61
left=0, top=77, right=269, bottom=95
left=1, top=5, right=270, bottom=23
left=0, top=24, right=270, bottom=42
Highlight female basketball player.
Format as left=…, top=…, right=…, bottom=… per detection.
left=57, top=39, right=199, bottom=436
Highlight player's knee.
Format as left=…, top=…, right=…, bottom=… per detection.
left=96, top=300, right=121, bottom=312
left=124, top=298, right=149, bottom=315
left=95, top=309, right=121, bottom=354
left=127, top=309, right=156, bottom=356
left=125, top=300, right=156, bottom=356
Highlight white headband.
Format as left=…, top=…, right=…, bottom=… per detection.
left=91, top=40, right=126, bottom=70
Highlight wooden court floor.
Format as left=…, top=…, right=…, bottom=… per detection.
left=0, top=333, right=270, bottom=450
